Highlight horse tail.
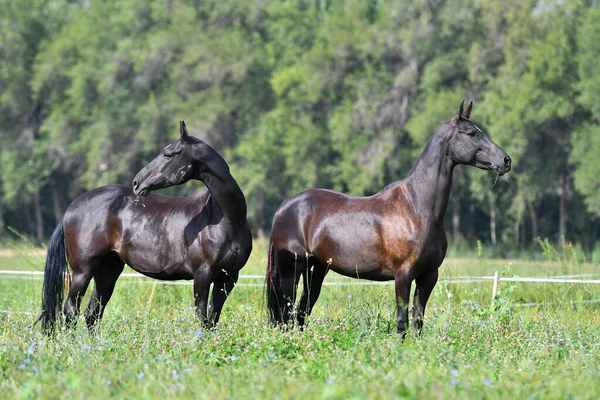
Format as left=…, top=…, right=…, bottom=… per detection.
left=38, top=219, right=68, bottom=335
left=265, top=238, right=283, bottom=323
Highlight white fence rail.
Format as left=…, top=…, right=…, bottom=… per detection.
left=1, top=269, right=599, bottom=288
left=1, top=270, right=599, bottom=315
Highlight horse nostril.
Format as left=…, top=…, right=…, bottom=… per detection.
left=504, top=156, right=511, bottom=167
left=133, top=179, right=139, bottom=190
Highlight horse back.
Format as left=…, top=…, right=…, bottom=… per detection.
left=62, top=184, right=214, bottom=275
left=271, top=186, right=433, bottom=278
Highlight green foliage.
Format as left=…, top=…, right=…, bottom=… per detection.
left=1, top=0, right=600, bottom=249
left=570, top=6, right=600, bottom=216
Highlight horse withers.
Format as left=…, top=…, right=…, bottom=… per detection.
left=39, top=121, right=252, bottom=334
left=266, top=101, right=511, bottom=336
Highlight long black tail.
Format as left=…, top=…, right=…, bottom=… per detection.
left=38, top=220, right=67, bottom=334
left=266, top=239, right=283, bottom=323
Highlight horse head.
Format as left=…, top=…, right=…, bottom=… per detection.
left=445, top=101, right=511, bottom=177
left=132, top=121, right=217, bottom=197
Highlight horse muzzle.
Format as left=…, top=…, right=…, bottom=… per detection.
left=497, top=154, right=511, bottom=175
left=132, top=175, right=151, bottom=197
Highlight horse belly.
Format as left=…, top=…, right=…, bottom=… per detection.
left=312, top=229, right=394, bottom=281
left=329, top=264, right=394, bottom=281
left=132, top=267, right=193, bottom=281
left=117, top=226, right=192, bottom=280
left=120, top=246, right=191, bottom=277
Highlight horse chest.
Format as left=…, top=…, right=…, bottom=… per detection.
left=189, top=229, right=250, bottom=272
left=414, top=230, right=447, bottom=270
left=219, top=245, right=246, bottom=270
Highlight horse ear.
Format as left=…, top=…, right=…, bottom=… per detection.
left=464, top=101, right=473, bottom=119
left=180, top=120, right=189, bottom=140
left=458, top=100, right=465, bottom=118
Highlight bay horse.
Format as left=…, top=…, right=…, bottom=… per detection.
left=39, top=121, right=252, bottom=334
left=266, top=101, right=511, bottom=335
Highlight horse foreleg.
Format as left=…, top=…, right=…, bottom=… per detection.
left=193, top=268, right=213, bottom=329
left=412, top=268, right=439, bottom=336
left=208, top=271, right=238, bottom=326
left=394, top=271, right=413, bottom=337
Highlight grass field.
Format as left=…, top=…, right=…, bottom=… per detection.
left=1, top=241, right=599, bottom=399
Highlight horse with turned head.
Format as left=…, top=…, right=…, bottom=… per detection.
left=266, top=101, right=511, bottom=335
left=39, top=121, right=252, bottom=334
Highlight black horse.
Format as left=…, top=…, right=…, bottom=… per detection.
left=39, top=121, right=252, bottom=334
left=266, top=101, right=511, bottom=335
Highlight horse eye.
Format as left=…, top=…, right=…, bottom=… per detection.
left=467, top=130, right=477, bottom=137
left=163, top=152, right=174, bottom=159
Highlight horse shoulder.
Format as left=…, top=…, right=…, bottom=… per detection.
left=188, top=195, right=251, bottom=270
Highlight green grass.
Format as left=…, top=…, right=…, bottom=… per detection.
left=0, top=242, right=599, bottom=399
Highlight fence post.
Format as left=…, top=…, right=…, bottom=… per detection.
left=146, top=281, right=158, bottom=312
left=492, top=270, right=499, bottom=300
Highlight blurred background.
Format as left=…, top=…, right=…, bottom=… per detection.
left=0, top=0, right=599, bottom=259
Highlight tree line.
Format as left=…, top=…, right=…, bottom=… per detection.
left=1, top=0, right=600, bottom=256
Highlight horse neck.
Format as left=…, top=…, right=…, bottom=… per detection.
left=195, top=155, right=247, bottom=225
left=402, top=131, right=455, bottom=226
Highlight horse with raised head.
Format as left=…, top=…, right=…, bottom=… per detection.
left=39, top=121, right=252, bottom=334
left=266, top=101, right=511, bottom=335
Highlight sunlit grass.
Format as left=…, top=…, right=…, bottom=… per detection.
left=0, top=242, right=599, bottom=399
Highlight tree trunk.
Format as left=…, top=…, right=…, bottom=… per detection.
left=521, top=221, right=526, bottom=250
left=514, top=221, right=520, bottom=247
left=0, top=201, right=4, bottom=236
left=32, top=189, right=44, bottom=242
left=469, top=202, right=476, bottom=241
left=23, top=202, right=33, bottom=237
left=52, top=187, right=64, bottom=224
left=559, top=175, right=567, bottom=251
left=490, top=196, right=497, bottom=247
left=452, top=194, right=461, bottom=240
left=527, top=200, right=538, bottom=243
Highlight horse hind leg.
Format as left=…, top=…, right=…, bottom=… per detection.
left=297, top=259, right=327, bottom=327
left=63, top=265, right=94, bottom=330
left=84, top=252, right=125, bottom=332
left=276, top=250, right=304, bottom=325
